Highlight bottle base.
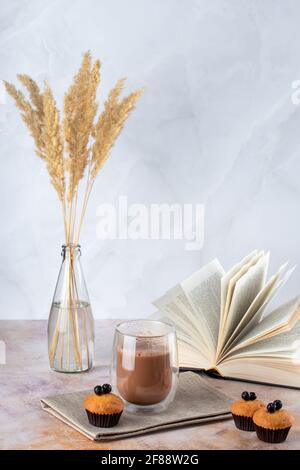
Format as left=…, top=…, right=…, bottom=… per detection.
left=50, top=364, right=93, bottom=374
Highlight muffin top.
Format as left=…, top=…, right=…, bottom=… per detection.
left=253, top=401, right=294, bottom=430
left=230, top=391, right=264, bottom=417
left=84, top=384, right=124, bottom=415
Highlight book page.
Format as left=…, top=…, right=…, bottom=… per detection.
left=217, top=251, right=264, bottom=356
left=219, top=250, right=258, bottom=337
left=150, top=309, right=199, bottom=349
left=220, top=272, right=280, bottom=356
left=169, top=285, right=212, bottom=351
left=152, top=287, right=210, bottom=358
left=218, top=356, right=300, bottom=388
left=178, top=341, right=212, bottom=370
left=224, top=318, right=300, bottom=359
left=220, top=264, right=292, bottom=356
left=228, top=296, right=300, bottom=354
left=180, top=259, right=225, bottom=359
left=225, top=265, right=294, bottom=354
left=151, top=294, right=213, bottom=370
left=218, top=253, right=269, bottom=356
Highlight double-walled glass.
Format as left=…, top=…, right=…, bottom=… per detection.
left=111, top=320, right=178, bottom=413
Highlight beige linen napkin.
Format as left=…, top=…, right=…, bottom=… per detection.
left=41, top=372, right=232, bottom=441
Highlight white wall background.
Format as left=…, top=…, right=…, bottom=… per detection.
left=1, top=0, right=300, bottom=320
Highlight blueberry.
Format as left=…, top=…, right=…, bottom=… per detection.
left=94, top=385, right=103, bottom=395
left=273, top=400, right=282, bottom=411
left=249, top=392, right=257, bottom=401
left=267, top=402, right=276, bottom=413
left=102, top=383, right=112, bottom=394
left=241, top=391, right=250, bottom=401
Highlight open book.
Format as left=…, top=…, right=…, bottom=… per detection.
left=152, top=250, right=300, bottom=388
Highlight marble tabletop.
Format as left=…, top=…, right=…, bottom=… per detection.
left=0, top=320, right=299, bottom=450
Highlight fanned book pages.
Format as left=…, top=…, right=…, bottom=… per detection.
left=151, top=250, right=300, bottom=388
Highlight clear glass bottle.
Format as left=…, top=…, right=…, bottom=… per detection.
left=48, top=244, right=94, bottom=373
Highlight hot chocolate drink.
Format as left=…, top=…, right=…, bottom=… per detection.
left=117, top=346, right=172, bottom=406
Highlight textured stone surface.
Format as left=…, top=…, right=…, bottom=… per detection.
left=0, top=320, right=299, bottom=450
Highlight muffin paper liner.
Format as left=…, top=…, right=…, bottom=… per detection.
left=86, top=410, right=123, bottom=428
left=232, top=413, right=255, bottom=431
left=255, top=425, right=291, bottom=443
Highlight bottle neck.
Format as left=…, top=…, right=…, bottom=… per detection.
left=61, top=244, right=81, bottom=260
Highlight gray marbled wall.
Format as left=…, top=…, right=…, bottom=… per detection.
left=1, top=0, right=300, bottom=319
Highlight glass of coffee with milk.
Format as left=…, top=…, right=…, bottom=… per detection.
left=111, top=320, right=178, bottom=413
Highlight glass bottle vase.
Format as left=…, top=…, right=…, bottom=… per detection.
left=48, top=244, right=94, bottom=372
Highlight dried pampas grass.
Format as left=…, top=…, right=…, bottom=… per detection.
left=5, top=52, right=143, bottom=371
left=5, top=51, right=143, bottom=245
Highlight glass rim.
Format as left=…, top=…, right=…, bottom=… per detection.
left=115, top=319, right=175, bottom=338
